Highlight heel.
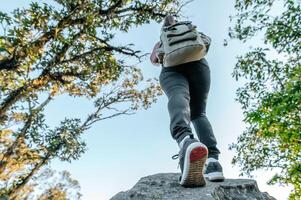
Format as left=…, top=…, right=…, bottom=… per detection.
left=190, top=146, right=208, bottom=162
left=181, top=144, right=208, bottom=187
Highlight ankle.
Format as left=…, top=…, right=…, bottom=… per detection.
left=178, top=135, right=192, bottom=148
left=206, top=157, right=219, bottom=164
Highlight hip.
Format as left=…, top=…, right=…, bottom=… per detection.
left=160, top=58, right=210, bottom=74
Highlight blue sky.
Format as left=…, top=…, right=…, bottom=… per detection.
left=1, top=0, right=293, bottom=199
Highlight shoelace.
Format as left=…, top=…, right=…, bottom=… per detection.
left=172, top=153, right=180, bottom=169
left=171, top=153, right=179, bottom=160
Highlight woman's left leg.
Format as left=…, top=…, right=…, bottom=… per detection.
left=159, top=68, right=194, bottom=144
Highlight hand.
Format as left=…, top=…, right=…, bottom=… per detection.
left=150, top=41, right=163, bottom=66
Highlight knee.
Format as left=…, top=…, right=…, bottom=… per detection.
left=168, top=93, right=190, bottom=112
left=191, top=112, right=207, bottom=121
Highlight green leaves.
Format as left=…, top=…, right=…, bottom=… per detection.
left=0, top=11, right=12, bottom=25
left=229, top=1, right=301, bottom=199
left=265, top=3, right=301, bottom=54
left=0, top=0, right=184, bottom=198
left=45, top=118, right=86, bottom=163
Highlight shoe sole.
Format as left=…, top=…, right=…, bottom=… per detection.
left=204, top=172, right=225, bottom=182
left=180, top=142, right=208, bottom=187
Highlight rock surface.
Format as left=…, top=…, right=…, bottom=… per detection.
left=110, top=173, right=277, bottom=200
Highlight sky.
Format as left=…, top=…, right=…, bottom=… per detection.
left=0, top=0, right=294, bottom=199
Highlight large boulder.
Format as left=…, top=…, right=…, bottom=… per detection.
left=110, top=173, right=277, bottom=200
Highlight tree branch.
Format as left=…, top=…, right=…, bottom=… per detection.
left=99, top=0, right=124, bottom=15
left=0, top=31, right=85, bottom=118
left=0, top=95, right=53, bottom=174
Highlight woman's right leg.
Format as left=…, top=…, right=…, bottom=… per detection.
left=186, top=59, right=221, bottom=160
left=159, top=68, right=194, bottom=144
left=159, top=67, right=208, bottom=187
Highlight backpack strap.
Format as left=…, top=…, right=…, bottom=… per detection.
left=169, top=33, right=198, bottom=46
left=162, top=21, right=192, bottom=31
left=166, top=25, right=196, bottom=38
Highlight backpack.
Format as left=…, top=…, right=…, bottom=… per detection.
left=156, top=21, right=210, bottom=67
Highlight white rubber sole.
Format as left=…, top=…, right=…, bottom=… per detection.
left=180, top=142, right=208, bottom=187
left=204, top=171, right=225, bottom=181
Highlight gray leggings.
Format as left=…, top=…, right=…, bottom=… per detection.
left=159, top=58, right=220, bottom=159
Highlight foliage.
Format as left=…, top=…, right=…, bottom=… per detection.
left=228, top=0, right=301, bottom=199
left=0, top=0, right=187, bottom=198
left=34, top=168, right=82, bottom=200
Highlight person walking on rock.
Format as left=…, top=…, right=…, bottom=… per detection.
left=150, top=15, right=225, bottom=187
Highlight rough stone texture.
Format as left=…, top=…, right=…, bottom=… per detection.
left=110, top=173, right=277, bottom=200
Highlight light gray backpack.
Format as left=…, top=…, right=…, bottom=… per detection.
left=156, top=21, right=211, bottom=67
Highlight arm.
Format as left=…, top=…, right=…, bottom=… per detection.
left=150, top=41, right=164, bottom=66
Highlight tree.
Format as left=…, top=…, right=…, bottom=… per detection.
left=0, top=167, right=82, bottom=200
left=35, top=168, right=82, bottom=200
left=228, top=0, right=301, bottom=199
left=0, top=130, right=82, bottom=200
left=0, top=0, right=188, bottom=198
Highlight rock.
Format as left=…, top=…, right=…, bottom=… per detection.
left=110, top=173, right=277, bottom=200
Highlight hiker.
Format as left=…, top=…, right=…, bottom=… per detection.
left=150, top=15, right=225, bottom=187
